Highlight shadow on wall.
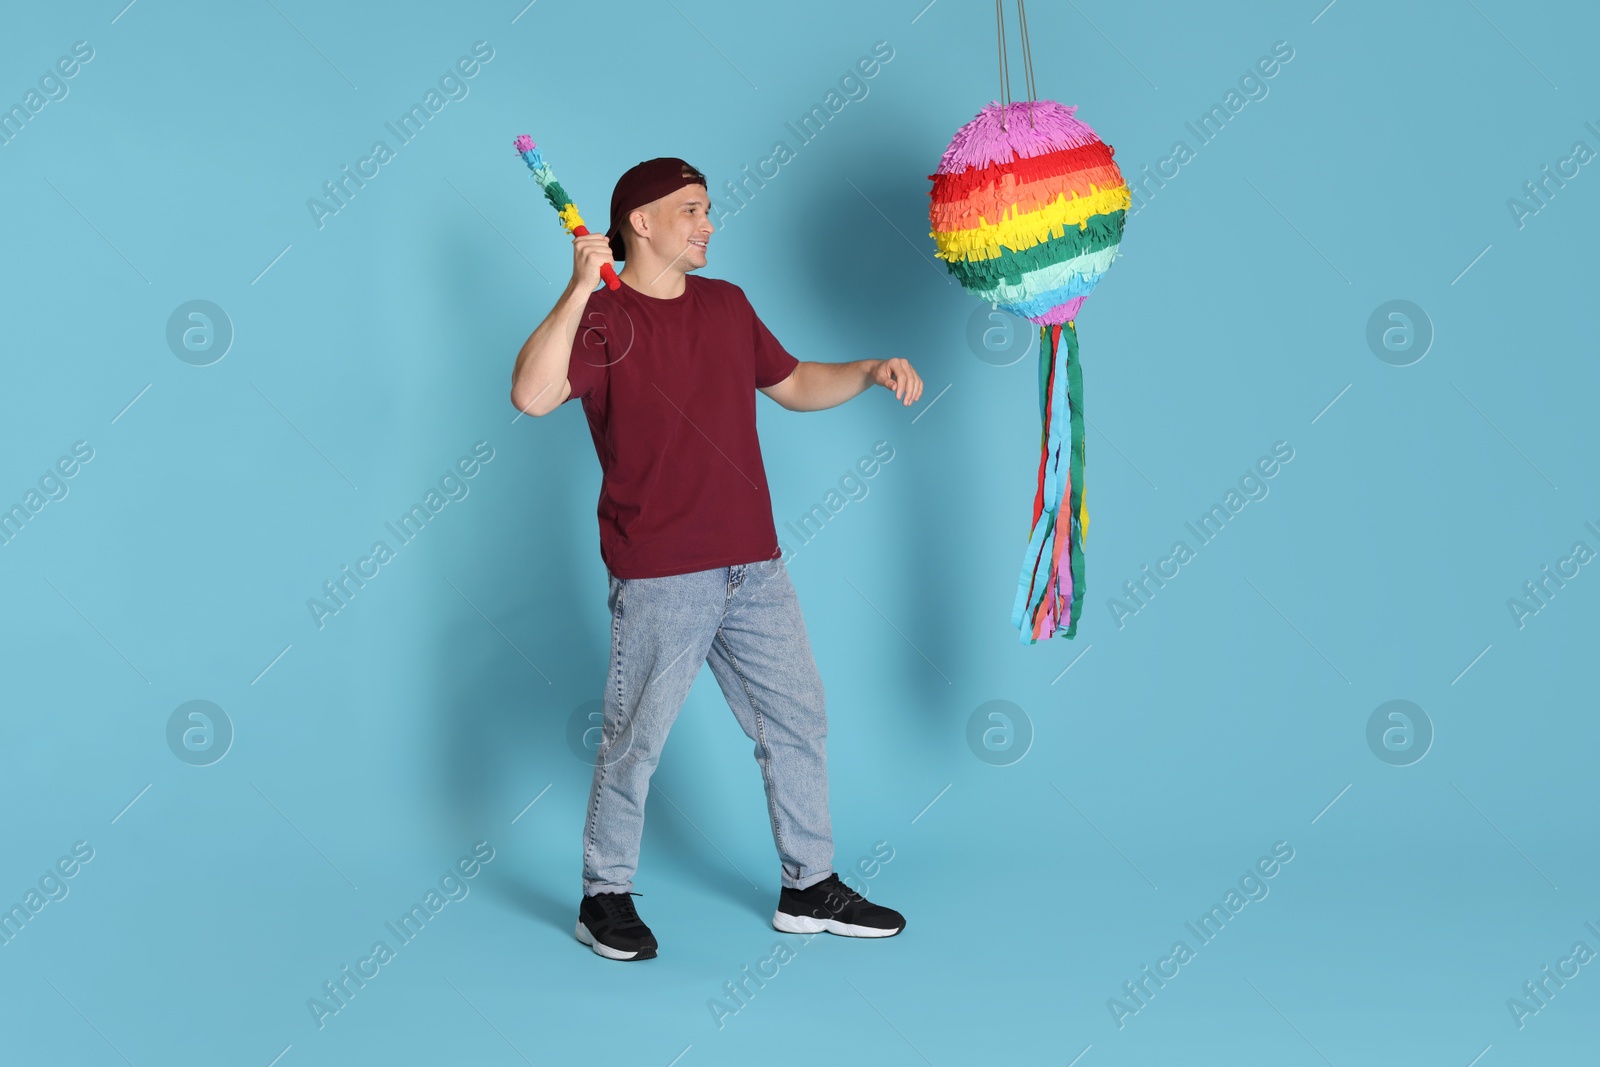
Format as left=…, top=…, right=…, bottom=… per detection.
left=418, top=226, right=602, bottom=932
left=789, top=134, right=975, bottom=751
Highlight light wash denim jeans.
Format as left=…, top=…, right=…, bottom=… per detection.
left=582, top=556, right=835, bottom=896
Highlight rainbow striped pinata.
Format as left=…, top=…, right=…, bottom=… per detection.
left=928, top=100, right=1128, bottom=643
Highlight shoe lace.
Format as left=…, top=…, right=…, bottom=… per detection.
left=816, top=874, right=865, bottom=913
left=595, top=890, right=646, bottom=930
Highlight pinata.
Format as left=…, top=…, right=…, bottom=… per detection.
left=929, top=99, right=1128, bottom=643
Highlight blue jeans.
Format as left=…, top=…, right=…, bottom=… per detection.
left=582, top=556, right=835, bottom=896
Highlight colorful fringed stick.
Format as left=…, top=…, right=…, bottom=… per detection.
left=928, top=100, right=1128, bottom=643
left=513, top=134, right=620, bottom=290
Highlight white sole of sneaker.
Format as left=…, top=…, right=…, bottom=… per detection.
left=575, top=919, right=647, bottom=959
left=771, top=911, right=902, bottom=937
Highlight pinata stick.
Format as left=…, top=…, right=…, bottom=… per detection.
left=512, top=134, right=621, bottom=290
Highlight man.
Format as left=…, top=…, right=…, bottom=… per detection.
left=510, top=157, right=922, bottom=961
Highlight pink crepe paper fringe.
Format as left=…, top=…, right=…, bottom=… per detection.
left=1031, top=296, right=1087, bottom=325
left=934, top=101, right=1105, bottom=174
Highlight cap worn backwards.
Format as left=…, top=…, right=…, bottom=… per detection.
left=605, top=158, right=708, bottom=261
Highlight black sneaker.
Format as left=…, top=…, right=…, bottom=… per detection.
left=576, top=890, right=658, bottom=960
left=773, top=873, right=905, bottom=938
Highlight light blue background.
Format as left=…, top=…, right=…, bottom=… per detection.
left=1, top=1, right=1595, bottom=1064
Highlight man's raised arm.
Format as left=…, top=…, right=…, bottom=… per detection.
left=511, top=233, right=613, bottom=417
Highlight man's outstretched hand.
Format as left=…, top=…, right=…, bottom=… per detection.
left=870, top=357, right=924, bottom=407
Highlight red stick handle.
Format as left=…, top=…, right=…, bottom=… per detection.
left=572, top=225, right=621, bottom=290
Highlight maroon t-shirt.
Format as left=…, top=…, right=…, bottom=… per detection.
left=562, top=273, right=800, bottom=579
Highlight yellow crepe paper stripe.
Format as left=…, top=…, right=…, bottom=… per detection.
left=933, top=184, right=1130, bottom=262
left=557, top=202, right=586, bottom=233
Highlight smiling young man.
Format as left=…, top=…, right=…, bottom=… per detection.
left=510, top=157, right=922, bottom=961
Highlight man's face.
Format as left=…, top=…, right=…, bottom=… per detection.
left=636, top=184, right=714, bottom=270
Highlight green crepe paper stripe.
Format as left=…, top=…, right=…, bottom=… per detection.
left=942, top=210, right=1125, bottom=287
left=1038, top=325, right=1051, bottom=422
left=1064, top=321, right=1085, bottom=636
left=968, top=246, right=1121, bottom=308
left=543, top=179, right=572, bottom=213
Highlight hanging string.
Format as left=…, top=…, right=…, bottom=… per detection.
left=995, top=0, right=1010, bottom=127
left=995, top=0, right=1038, bottom=132
left=1017, top=0, right=1037, bottom=128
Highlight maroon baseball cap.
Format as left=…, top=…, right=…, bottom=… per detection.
left=605, top=157, right=709, bottom=260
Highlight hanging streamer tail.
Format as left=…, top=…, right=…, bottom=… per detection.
left=1063, top=320, right=1087, bottom=636
left=512, top=135, right=621, bottom=290
left=1009, top=325, right=1056, bottom=641
left=1009, top=322, right=1086, bottom=643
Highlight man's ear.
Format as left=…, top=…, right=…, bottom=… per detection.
left=629, top=205, right=653, bottom=243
